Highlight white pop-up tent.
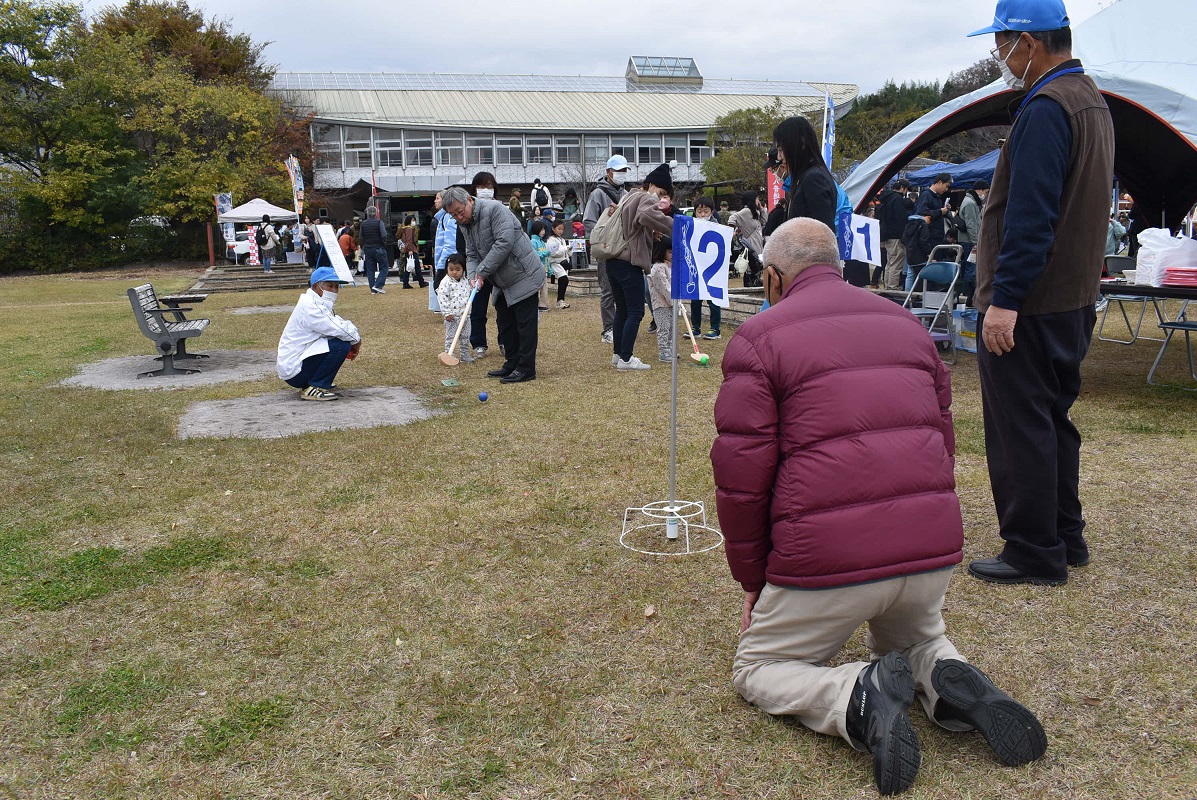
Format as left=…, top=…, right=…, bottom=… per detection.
left=217, top=197, right=298, bottom=223
left=843, top=0, right=1197, bottom=230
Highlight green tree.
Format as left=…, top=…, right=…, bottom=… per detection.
left=700, top=100, right=793, bottom=193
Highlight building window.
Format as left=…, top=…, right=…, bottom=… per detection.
left=689, top=136, right=712, bottom=164
left=638, top=135, right=662, bottom=165
left=467, top=134, right=494, bottom=165
left=343, top=126, right=372, bottom=169
left=555, top=136, right=581, bottom=164
left=584, top=135, right=609, bottom=163
left=497, top=136, right=523, bottom=165
left=611, top=136, right=636, bottom=162
left=404, top=130, right=433, bottom=167
left=526, top=136, right=552, bottom=164
left=312, top=123, right=341, bottom=170
left=436, top=132, right=464, bottom=167
left=664, top=135, right=688, bottom=165
left=376, top=131, right=403, bottom=167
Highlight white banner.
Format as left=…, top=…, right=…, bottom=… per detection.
left=849, top=214, right=882, bottom=266
left=314, top=224, right=355, bottom=285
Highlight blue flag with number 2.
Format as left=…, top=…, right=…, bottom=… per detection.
left=672, top=215, right=733, bottom=307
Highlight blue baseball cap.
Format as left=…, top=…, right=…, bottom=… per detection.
left=968, top=0, right=1070, bottom=36
left=309, top=267, right=349, bottom=285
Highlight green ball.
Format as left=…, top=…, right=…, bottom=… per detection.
left=700, top=354, right=709, bottom=365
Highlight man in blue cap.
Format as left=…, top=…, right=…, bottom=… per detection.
left=966, top=0, right=1115, bottom=585
left=277, top=267, right=362, bottom=401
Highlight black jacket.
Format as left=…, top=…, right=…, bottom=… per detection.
left=787, top=165, right=838, bottom=230
left=877, top=190, right=914, bottom=241
left=915, top=188, right=948, bottom=248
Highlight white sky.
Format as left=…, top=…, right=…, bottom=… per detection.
left=81, top=0, right=1114, bottom=94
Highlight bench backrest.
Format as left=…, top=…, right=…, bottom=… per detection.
left=128, top=284, right=163, bottom=337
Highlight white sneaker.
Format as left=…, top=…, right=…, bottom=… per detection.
left=617, top=356, right=651, bottom=371
left=601, top=330, right=614, bottom=344
left=473, top=347, right=487, bottom=357
left=611, top=354, right=620, bottom=367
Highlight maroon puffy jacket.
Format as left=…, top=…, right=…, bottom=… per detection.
left=710, top=265, right=963, bottom=592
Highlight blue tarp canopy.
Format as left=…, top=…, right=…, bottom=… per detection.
left=904, top=149, right=999, bottom=188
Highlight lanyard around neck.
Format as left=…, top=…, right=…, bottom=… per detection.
left=1015, top=66, right=1086, bottom=120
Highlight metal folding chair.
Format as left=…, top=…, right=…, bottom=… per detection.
left=902, top=256, right=961, bottom=364
left=1098, top=255, right=1167, bottom=344
left=1148, top=301, right=1197, bottom=390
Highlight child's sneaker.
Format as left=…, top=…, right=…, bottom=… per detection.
left=556, top=300, right=570, bottom=309
left=659, top=353, right=675, bottom=362
left=460, top=354, right=475, bottom=363
left=701, top=330, right=722, bottom=340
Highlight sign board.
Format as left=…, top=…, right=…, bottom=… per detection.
left=671, top=215, right=733, bottom=307
left=314, top=224, right=355, bottom=285
left=848, top=214, right=882, bottom=266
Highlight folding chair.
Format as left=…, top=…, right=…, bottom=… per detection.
left=1097, top=255, right=1166, bottom=344
left=903, top=256, right=961, bottom=364
left=1148, top=301, right=1197, bottom=390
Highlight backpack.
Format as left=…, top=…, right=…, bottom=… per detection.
left=534, top=186, right=549, bottom=207
left=589, top=194, right=632, bottom=261
left=255, top=226, right=269, bottom=248
left=952, top=212, right=970, bottom=234
left=901, top=217, right=932, bottom=266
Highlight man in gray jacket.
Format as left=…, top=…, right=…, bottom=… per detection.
left=442, top=186, right=542, bottom=383
left=584, top=155, right=630, bottom=343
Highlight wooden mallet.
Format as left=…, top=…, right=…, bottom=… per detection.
left=438, top=284, right=479, bottom=366
left=678, top=303, right=710, bottom=365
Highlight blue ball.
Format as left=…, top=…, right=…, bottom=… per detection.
left=478, top=391, right=488, bottom=402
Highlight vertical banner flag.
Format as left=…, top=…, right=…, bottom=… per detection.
left=766, top=170, right=785, bottom=212
left=214, top=193, right=235, bottom=248
left=672, top=215, right=733, bottom=307
left=822, top=93, right=836, bottom=170
left=849, top=214, right=882, bottom=266
left=284, top=156, right=304, bottom=217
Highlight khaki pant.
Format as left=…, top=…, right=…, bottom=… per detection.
left=733, top=569, right=967, bottom=749
left=882, top=239, right=907, bottom=290
left=538, top=276, right=549, bottom=309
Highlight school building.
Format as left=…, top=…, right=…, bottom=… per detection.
left=271, top=57, right=858, bottom=221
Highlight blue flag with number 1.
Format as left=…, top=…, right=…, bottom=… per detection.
left=672, top=215, right=733, bottom=306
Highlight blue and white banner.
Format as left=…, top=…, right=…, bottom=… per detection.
left=822, top=94, right=836, bottom=170
left=848, top=214, right=882, bottom=266
left=671, top=215, right=733, bottom=307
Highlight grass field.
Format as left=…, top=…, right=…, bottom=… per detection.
left=1, top=267, right=1195, bottom=799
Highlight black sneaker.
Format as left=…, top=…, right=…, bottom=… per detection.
left=845, top=652, right=921, bottom=796
left=931, top=659, right=1047, bottom=767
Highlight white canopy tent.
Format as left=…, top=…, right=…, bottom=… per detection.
left=843, top=0, right=1197, bottom=230
left=217, top=198, right=298, bottom=224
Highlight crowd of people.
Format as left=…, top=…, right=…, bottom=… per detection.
left=274, top=2, right=1120, bottom=793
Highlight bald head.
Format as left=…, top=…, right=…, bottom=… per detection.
left=762, top=217, right=842, bottom=280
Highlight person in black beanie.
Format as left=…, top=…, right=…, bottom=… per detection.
left=605, top=162, right=675, bottom=370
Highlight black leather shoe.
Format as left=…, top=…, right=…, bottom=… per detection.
left=931, top=659, right=1047, bottom=767
left=845, top=652, right=921, bottom=796
left=499, top=370, right=535, bottom=383
left=967, top=556, right=1066, bottom=586
left=486, top=367, right=513, bottom=378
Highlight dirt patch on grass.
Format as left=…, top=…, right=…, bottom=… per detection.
left=176, top=386, right=440, bottom=439
left=60, top=350, right=276, bottom=390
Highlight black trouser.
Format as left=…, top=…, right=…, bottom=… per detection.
left=557, top=275, right=569, bottom=302
left=607, top=258, right=646, bottom=361
left=401, top=251, right=426, bottom=287
left=469, top=280, right=494, bottom=349
left=495, top=291, right=538, bottom=374
left=977, top=306, right=1096, bottom=579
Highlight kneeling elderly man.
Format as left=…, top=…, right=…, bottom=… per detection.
left=710, top=218, right=1045, bottom=795
left=277, top=267, right=361, bottom=401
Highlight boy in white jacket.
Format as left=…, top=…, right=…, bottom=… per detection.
left=277, top=267, right=361, bottom=401
left=435, top=254, right=474, bottom=363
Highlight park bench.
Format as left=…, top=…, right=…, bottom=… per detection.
left=127, top=284, right=210, bottom=378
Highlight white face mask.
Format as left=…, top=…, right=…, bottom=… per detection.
left=998, top=39, right=1032, bottom=91
left=476, top=188, right=494, bottom=200
left=318, top=288, right=337, bottom=308
left=611, top=172, right=628, bottom=186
